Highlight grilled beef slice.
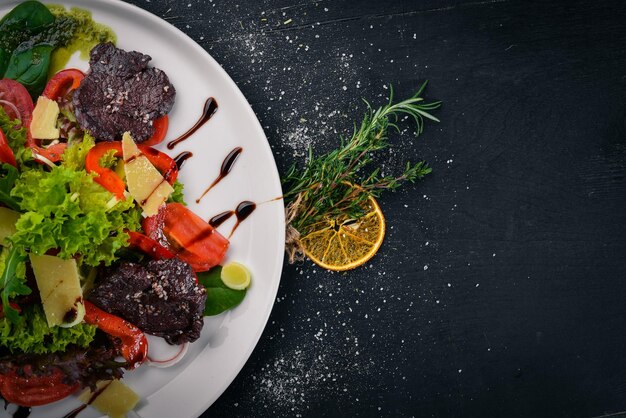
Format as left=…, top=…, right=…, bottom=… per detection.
left=89, top=258, right=206, bottom=345
left=73, top=42, right=176, bottom=142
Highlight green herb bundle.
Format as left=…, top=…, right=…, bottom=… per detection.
left=282, top=82, right=441, bottom=262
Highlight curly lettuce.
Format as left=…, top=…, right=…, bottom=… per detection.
left=61, top=132, right=95, bottom=170
left=0, top=107, right=32, bottom=166
left=167, top=179, right=185, bottom=205
left=0, top=304, right=95, bottom=354
left=9, top=164, right=142, bottom=266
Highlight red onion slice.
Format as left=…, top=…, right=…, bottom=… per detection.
left=0, top=100, right=21, bottom=122
left=145, top=334, right=189, bottom=368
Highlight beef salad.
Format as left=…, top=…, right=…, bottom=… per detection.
left=0, top=2, right=251, bottom=417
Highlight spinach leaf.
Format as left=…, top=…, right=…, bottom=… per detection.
left=0, top=246, right=30, bottom=324
left=0, top=1, right=54, bottom=74
left=198, top=266, right=247, bottom=316
left=0, top=1, right=54, bottom=33
left=0, top=48, right=10, bottom=77
left=4, top=43, right=54, bottom=98
left=0, top=163, right=20, bottom=211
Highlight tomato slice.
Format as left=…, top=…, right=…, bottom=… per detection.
left=42, top=69, right=85, bottom=101
left=143, top=203, right=229, bottom=272
left=0, top=79, right=34, bottom=128
left=142, top=115, right=169, bottom=146
left=0, top=366, right=79, bottom=407
left=85, top=141, right=178, bottom=199
left=0, top=128, right=16, bottom=167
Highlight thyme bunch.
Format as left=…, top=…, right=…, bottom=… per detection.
left=282, top=82, right=441, bottom=262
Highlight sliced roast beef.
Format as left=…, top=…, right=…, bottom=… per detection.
left=88, top=258, right=206, bottom=345
left=73, top=42, right=176, bottom=142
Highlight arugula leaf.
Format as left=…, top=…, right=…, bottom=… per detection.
left=197, top=266, right=247, bottom=316
left=0, top=163, right=20, bottom=211
left=0, top=246, right=30, bottom=323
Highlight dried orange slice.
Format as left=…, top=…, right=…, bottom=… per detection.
left=300, top=195, right=385, bottom=271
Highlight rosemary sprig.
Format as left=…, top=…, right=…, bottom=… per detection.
left=282, top=82, right=441, bottom=262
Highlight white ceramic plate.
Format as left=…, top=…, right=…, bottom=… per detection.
left=0, top=0, right=284, bottom=417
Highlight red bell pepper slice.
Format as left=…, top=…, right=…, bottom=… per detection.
left=127, top=231, right=175, bottom=260
left=83, top=301, right=147, bottom=369
left=0, top=366, right=80, bottom=407
left=143, top=203, right=229, bottom=272
left=0, top=128, right=16, bottom=167
left=142, top=116, right=169, bottom=146
left=85, top=141, right=178, bottom=199
left=42, top=69, right=85, bottom=101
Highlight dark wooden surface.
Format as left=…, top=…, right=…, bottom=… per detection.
left=125, top=1, right=626, bottom=416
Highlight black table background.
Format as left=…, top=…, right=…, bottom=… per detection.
left=124, top=1, right=626, bottom=417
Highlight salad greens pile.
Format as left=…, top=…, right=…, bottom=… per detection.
left=0, top=304, right=95, bottom=354
left=11, top=156, right=141, bottom=267
left=0, top=1, right=251, bottom=410
left=0, top=106, right=142, bottom=349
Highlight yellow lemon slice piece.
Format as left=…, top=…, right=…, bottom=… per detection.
left=300, top=195, right=385, bottom=271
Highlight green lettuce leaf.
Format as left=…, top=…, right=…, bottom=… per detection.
left=167, top=179, right=186, bottom=205
left=9, top=165, right=142, bottom=266
left=61, top=132, right=95, bottom=170
left=0, top=304, right=96, bottom=354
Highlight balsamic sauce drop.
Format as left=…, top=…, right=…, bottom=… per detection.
left=167, top=97, right=218, bottom=150
left=13, top=406, right=30, bottom=418
left=208, top=210, right=234, bottom=228
left=62, top=382, right=112, bottom=418
left=196, top=147, right=243, bottom=203
left=174, top=151, right=193, bottom=170
left=229, top=201, right=256, bottom=238
left=207, top=201, right=257, bottom=238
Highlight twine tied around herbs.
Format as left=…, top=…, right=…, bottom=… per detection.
left=284, top=192, right=305, bottom=263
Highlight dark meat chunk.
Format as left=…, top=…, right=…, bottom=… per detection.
left=73, top=42, right=176, bottom=142
left=89, top=258, right=206, bottom=345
